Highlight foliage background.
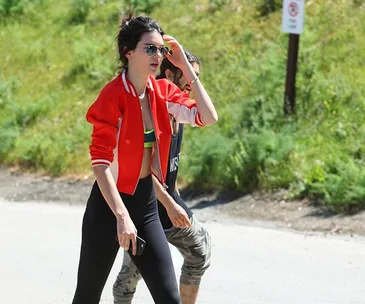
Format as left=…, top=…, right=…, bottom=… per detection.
left=1, top=0, right=365, bottom=211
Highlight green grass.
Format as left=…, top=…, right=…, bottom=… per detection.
left=1, top=0, right=365, bottom=211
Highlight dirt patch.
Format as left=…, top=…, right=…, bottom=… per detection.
left=1, top=166, right=365, bottom=237
left=0, top=167, right=92, bottom=204
left=185, top=190, right=365, bottom=237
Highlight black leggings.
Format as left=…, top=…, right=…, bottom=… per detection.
left=72, top=175, right=181, bottom=304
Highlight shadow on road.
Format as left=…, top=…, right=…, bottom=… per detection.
left=180, top=188, right=245, bottom=210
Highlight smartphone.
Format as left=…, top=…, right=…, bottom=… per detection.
left=129, top=236, right=146, bottom=256
left=116, top=235, right=146, bottom=256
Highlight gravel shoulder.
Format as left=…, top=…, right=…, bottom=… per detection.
left=1, top=166, right=365, bottom=237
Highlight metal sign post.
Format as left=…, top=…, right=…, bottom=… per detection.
left=282, top=0, right=305, bottom=115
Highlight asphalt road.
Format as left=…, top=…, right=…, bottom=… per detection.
left=1, top=200, right=365, bottom=304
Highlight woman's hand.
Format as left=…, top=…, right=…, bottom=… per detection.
left=117, top=215, right=137, bottom=255
left=166, top=202, right=191, bottom=229
left=163, top=35, right=188, bottom=70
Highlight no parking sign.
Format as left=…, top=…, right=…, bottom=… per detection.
left=282, top=0, right=305, bottom=34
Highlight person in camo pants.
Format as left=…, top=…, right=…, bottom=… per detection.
left=113, top=49, right=212, bottom=304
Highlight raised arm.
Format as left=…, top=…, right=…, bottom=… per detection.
left=163, top=35, right=218, bottom=126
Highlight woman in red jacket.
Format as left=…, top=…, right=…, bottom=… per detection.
left=72, top=15, right=218, bottom=304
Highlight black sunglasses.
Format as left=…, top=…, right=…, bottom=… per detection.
left=144, top=45, right=169, bottom=57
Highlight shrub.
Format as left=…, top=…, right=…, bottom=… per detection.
left=226, top=129, right=295, bottom=191
left=208, top=0, right=232, bottom=12
left=63, top=38, right=115, bottom=89
left=180, top=128, right=233, bottom=189
left=0, top=76, right=18, bottom=110
left=0, top=96, right=54, bottom=160
left=255, top=0, right=282, bottom=17
left=124, top=0, right=162, bottom=15
left=0, top=0, right=29, bottom=17
left=68, top=0, right=93, bottom=24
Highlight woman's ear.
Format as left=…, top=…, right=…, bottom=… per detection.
left=124, top=47, right=132, bottom=60
left=165, top=69, right=175, bottom=82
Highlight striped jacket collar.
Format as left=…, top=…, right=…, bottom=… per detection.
left=121, top=69, right=154, bottom=98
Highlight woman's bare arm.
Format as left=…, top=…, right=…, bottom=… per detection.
left=93, top=166, right=137, bottom=255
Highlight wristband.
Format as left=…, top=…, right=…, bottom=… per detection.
left=188, top=76, right=199, bottom=85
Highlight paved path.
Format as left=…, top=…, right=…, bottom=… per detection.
left=1, top=201, right=365, bottom=304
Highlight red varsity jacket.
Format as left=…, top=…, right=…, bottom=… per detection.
left=86, top=70, right=205, bottom=195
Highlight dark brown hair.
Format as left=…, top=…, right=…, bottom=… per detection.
left=117, top=13, right=164, bottom=68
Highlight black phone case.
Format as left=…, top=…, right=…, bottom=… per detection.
left=129, top=236, right=146, bottom=256
left=115, top=236, right=146, bottom=256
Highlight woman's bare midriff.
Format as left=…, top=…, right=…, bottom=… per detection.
left=139, top=147, right=153, bottom=178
